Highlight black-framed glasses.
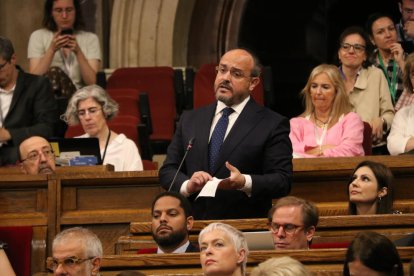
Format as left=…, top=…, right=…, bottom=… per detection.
left=46, top=256, right=95, bottom=271
left=76, top=107, right=102, bottom=117
left=340, top=43, right=366, bottom=53
left=0, top=61, right=9, bottom=70
left=269, top=222, right=303, bottom=234
left=215, top=65, right=253, bottom=80
left=21, top=148, right=55, bottom=163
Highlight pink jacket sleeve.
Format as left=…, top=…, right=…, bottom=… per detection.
left=323, top=112, right=364, bottom=157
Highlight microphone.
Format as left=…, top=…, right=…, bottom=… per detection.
left=168, top=137, right=195, bottom=192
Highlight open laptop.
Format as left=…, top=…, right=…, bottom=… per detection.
left=48, top=137, right=102, bottom=165
left=243, top=231, right=275, bottom=250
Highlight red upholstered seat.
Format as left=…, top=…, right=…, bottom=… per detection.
left=0, top=226, right=33, bottom=276
left=107, top=67, right=177, bottom=143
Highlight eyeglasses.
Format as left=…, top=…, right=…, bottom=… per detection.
left=340, top=43, right=366, bottom=53
left=215, top=65, right=253, bottom=79
left=21, top=148, right=55, bottom=163
left=46, top=256, right=95, bottom=271
left=52, top=7, right=75, bottom=15
left=269, top=223, right=303, bottom=234
left=403, top=8, right=414, bottom=15
left=77, top=107, right=102, bottom=117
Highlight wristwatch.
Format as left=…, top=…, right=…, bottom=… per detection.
left=0, top=241, right=7, bottom=250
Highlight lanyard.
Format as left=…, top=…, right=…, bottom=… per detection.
left=101, top=128, right=111, bottom=164
left=378, top=52, right=397, bottom=103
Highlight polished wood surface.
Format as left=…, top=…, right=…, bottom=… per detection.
left=116, top=214, right=414, bottom=254
left=99, top=247, right=414, bottom=275
left=291, top=155, right=414, bottom=202
left=4, top=155, right=414, bottom=274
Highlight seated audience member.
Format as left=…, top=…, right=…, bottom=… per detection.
left=348, top=161, right=397, bottom=215
left=0, top=243, right=16, bottom=276
left=139, top=191, right=198, bottom=254
left=337, top=26, right=394, bottom=153
left=395, top=53, right=414, bottom=111
left=289, top=64, right=364, bottom=157
left=343, top=231, right=403, bottom=276
left=199, top=222, right=248, bottom=276
left=19, top=136, right=56, bottom=175
left=250, top=256, right=311, bottom=276
left=28, top=0, right=101, bottom=90
left=62, top=85, right=143, bottom=171
left=0, top=36, right=57, bottom=166
left=267, top=196, right=318, bottom=250
left=47, top=227, right=102, bottom=276
left=366, top=13, right=406, bottom=106
left=388, top=90, right=414, bottom=155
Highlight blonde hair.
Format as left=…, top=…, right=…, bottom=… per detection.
left=199, top=222, right=249, bottom=275
left=250, top=256, right=311, bottom=276
left=300, top=64, right=353, bottom=127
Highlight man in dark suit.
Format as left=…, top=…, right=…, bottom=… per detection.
left=0, top=36, right=57, bottom=165
left=142, top=192, right=198, bottom=254
left=159, top=48, right=292, bottom=219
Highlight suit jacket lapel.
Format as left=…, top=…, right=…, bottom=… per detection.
left=212, top=99, right=264, bottom=174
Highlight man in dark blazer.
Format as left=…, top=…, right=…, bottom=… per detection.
left=159, top=48, right=292, bottom=219
left=0, top=36, right=57, bottom=165
left=140, top=192, right=198, bottom=254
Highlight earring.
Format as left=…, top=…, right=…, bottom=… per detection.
left=378, top=196, right=382, bottom=202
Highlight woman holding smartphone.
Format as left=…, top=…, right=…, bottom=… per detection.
left=28, top=0, right=101, bottom=90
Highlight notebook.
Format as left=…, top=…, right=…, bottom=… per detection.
left=243, top=231, right=275, bottom=250
left=48, top=137, right=102, bottom=164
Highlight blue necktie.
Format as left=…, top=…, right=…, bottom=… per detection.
left=209, top=107, right=234, bottom=172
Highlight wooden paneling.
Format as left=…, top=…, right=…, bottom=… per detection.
left=291, top=155, right=414, bottom=203
left=99, top=247, right=414, bottom=275
left=56, top=170, right=160, bottom=255
left=116, top=214, right=414, bottom=254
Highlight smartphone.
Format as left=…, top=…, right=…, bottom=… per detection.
left=60, top=29, right=73, bottom=35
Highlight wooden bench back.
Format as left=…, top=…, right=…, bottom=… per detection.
left=116, top=214, right=414, bottom=254
left=100, top=247, right=414, bottom=275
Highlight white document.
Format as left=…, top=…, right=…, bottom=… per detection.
left=196, top=177, right=228, bottom=199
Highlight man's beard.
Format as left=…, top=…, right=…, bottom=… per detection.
left=152, top=227, right=187, bottom=249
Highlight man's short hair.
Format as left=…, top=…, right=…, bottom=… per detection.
left=151, top=192, right=193, bottom=218
left=0, top=36, right=15, bottom=61
left=268, top=196, right=319, bottom=230
left=53, top=227, right=103, bottom=258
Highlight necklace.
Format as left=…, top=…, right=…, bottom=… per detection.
left=314, top=113, right=329, bottom=127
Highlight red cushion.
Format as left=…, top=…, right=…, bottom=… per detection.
left=137, top=248, right=157, bottom=254
left=310, top=241, right=350, bottom=249
left=0, top=226, right=33, bottom=276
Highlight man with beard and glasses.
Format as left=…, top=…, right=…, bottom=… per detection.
left=159, top=48, right=292, bottom=220
left=137, top=192, right=198, bottom=254
left=19, top=136, right=56, bottom=175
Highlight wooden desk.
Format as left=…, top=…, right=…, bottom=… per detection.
left=0, top=164, right=115, bottom=174
left=0, top=174, right=52, bottom=274
left=99, top=247, right=414, bottom=275
left=291, top=155, right=414, bottom=203
left=56, top=170, right=160, bottom=255
left=116, top=214, right=414, bottom=254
